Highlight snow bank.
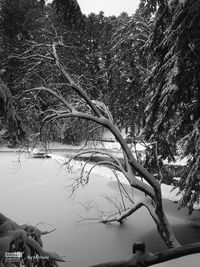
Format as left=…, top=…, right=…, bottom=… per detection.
left=163, top=156, right=188, bottom=166
left=49, top=153, right=181, bottom=202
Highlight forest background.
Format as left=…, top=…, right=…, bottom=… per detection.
left=0, top=0, right=200, bottom=241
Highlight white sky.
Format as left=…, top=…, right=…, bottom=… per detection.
left=77, top=0, right=141, bottom=16
left=46, top=0, right=141, bottom=16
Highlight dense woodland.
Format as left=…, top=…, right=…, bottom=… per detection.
left=0, top=0, right=200, bottom=265
left=0, top=0, right=199, bottom=213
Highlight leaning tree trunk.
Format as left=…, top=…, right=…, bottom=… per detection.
left=100, top=119, right=180, bottom=248
left=23, top=40, right=180, bottom=249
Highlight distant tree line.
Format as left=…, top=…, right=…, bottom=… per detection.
left=0, top=0, right=200, bottom=212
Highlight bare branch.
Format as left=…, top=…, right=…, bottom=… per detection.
left=11, top=53, right=54, bottom=61
left=112, top=171, right=135, bottom=205
left=41, top=228, right=56, bottom=235
left=101, top=197, right=158, bottom=225
left=26, top=87, right=74, bottom=112
left=68, top=149, right=124, bottom=170
left=52, top=41, right=103, bottom=118
left=79, top=125, right=104, bottom=150
left=86, top=160, right=121, bottom=178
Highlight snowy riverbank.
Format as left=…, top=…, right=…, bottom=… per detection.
left=0, top=140, right=187, bottom=203
left=48, top=153, right=181, bottom=203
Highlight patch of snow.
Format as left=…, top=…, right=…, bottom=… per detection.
left=161, top=184, right=181, bottom=202
left=129, top=143, right=146, bottom=152
left=163, top=156, right=187, bottom=166
left=49, top=154, right=68, bottom=164
left=84, top=140, right=146, bottom=152
left=173, top=177, right=181, bottom=182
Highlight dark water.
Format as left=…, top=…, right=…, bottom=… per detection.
left=1, top=153, right=200, bottom=267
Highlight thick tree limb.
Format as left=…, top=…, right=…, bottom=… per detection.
left=101, top=198, right=158, bottom=224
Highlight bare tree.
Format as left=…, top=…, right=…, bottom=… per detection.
left=22, top=40, right=180, bottom=249
left=6, top=32, right=200, bottom=265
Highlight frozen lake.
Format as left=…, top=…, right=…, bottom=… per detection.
left=1, top=152, right=200, bottom=266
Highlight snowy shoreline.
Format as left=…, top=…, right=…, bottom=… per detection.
left=0, top=140, right=186, bottom=203
left=48, top=153, right=181, bottom=203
